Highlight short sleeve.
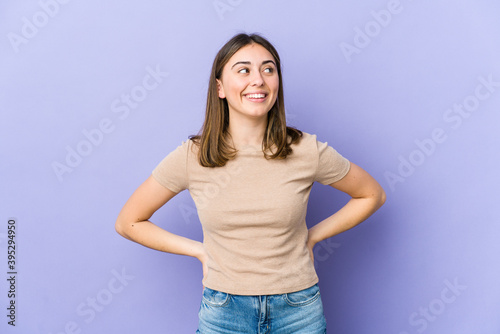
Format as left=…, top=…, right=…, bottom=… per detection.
left=151, top=140, right=189, bottom=193
left=314, top=138, right=351, bottom=185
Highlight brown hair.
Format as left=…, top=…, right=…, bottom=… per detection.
left=189, top=33, right=302, bottom=167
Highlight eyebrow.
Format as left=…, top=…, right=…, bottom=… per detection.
left=231, top=60, right=276, bottom=69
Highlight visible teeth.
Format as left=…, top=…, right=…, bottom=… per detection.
left=246, top=93, right=266, bottom=99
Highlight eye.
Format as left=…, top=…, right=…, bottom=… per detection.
left=238, top=68, right=249, bottom=74
left=263, top=67, right=274, bottom=73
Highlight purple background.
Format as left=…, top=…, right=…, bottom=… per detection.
left=1, top=0, right=499, bottom=333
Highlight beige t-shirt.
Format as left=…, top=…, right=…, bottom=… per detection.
left=152, top=131, right=350, bottom=295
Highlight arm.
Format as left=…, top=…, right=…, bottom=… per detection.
left=115, top=175, right=208, bottom=274
left=307, top=162, right=386, bottom=257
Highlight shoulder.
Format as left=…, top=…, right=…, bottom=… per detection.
left=285, top=131, right=321, bottom=159
left=177, top=137, right=199, bottom=155
left=290, top=131, right=346, bottom=159
left=157, top=138, right=199, bottom=162
left=299, top=131, right=316, bottom=141
left=290, top=131, right=318, bottom=149
left=298, top=132, right=343, bottom=151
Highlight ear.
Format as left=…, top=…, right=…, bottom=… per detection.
left=216, top=79, right=226, bottom=99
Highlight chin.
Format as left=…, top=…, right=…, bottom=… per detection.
left=245, top=110, right=270, bottom=118
left=247, top=105, right=273, bottom=114
left=231, top=104, right=272, bottom=118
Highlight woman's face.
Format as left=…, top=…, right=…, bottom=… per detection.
left=217, top=43, right=279, bottom=120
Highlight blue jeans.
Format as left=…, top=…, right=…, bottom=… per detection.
left=196, top=283, right=327, bottom=333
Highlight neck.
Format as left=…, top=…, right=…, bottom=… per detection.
left=227, top=112, right=268, bottom=149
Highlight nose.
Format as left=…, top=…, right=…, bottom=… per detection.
left=250, top=70, right=264, bottom=86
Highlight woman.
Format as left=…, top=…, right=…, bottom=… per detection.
left=115, top=33, right=386, bottom=333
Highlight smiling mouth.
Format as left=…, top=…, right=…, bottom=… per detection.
left=244, top=93, right=268, bottom=102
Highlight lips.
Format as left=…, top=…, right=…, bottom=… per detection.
left=246, top=93, right=266, bottom=99
left=244, top=92, right=268, bottom=102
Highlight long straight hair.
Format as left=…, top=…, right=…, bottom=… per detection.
left=189, top=33, right=302, bottom=167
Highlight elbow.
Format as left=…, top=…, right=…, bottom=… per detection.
left=377, top=186, right=387, bottom=208
left=115, top=219, right=126, bottom=237
left=366, top=184, right=386, bottom=210
left=115, top=218, right=132, bottom=239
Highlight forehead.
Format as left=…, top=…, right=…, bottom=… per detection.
left=226, top=43, right=276, bottom=66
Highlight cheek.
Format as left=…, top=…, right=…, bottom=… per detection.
left=268, top=77, right=280, bottom=93
left=226, top=81, right=247, bottom=98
